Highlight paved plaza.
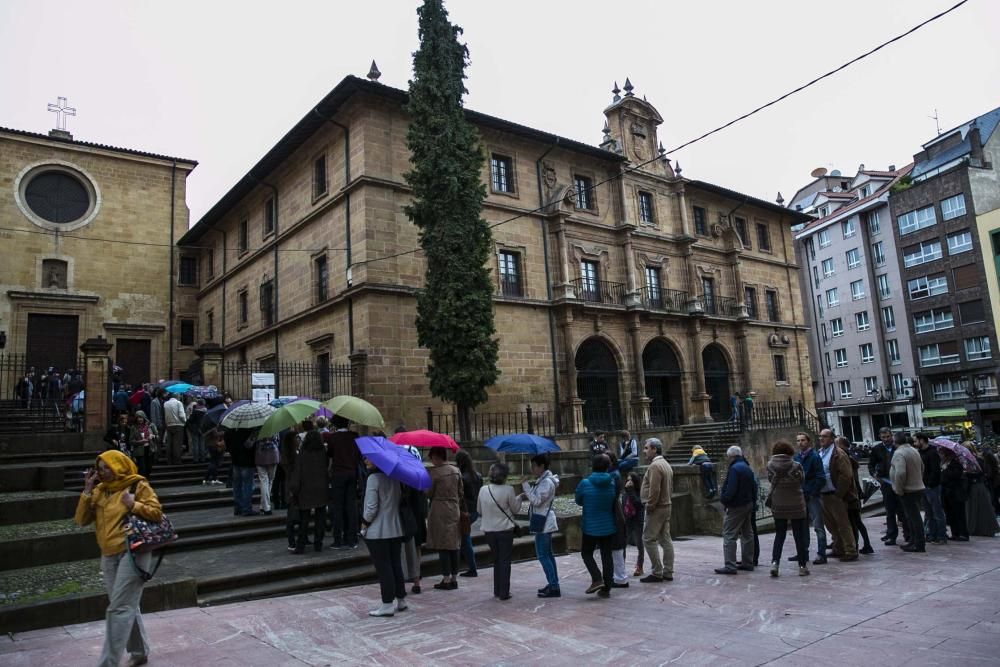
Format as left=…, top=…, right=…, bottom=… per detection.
left=3, top=517, right=999, bottom=666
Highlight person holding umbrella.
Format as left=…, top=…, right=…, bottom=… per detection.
left=290, top=423, right=329, bottom=552
left=361, top=454, right=407, bottom=617
left=426, top=446, right=465, bottom=590
left=940, top=447, right=970, bottom=541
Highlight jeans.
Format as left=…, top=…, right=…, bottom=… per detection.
left=643, top=505, right=674, bottom=578
left=98, top=551, right=152, bottom=667
left=298, top=506, right=326, bottom=549
left=329, top=474, right=359, bottom=546
left=256, top=464, right=277, bottom=513
left=802, top=494, right=827, bottom=559
left=772, top=517, right=808, bottom=566
left=722, top=503, right=755, bottom=570
left=701, top=463, right=717, bottom=496
left=188, top=427, right=205, bottom=462
left=460, top=510, right=479, bottom=572
left=367, top=537, right=406, bottom=603
left=231, top=465, right=255, bottom=515
left=205, top=449, right=222, bottom=482
left=534, top=532, right=559, bottom=588
left=581, top=533, right=614, bottom=589
left=923, top=486, right=947, bottom=541
left=485, top=530, right=514, bottom=597
left=899, top=490, right=926, bottom=550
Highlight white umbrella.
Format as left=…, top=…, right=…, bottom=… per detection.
left=220, top=402, right=275, bottom=429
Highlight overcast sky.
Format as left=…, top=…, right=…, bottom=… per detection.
left=2, top=0, right=998, bottom=224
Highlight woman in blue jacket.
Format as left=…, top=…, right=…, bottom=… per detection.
left=574, top=454, right=617, bottom=598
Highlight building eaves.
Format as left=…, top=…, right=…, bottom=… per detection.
left=0, top=126, right=198, bottom=166
left=179, top=75, right=624, bottom=245
left=793, top=164, right=913, bottom=239
left=686, top=180, right=812, bottom=224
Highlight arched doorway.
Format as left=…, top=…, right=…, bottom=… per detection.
left=575, top=338, right=621, bottom=431
left=702, top=344, right=731, bottom=420
left=643, top=339, right=684, bottom=426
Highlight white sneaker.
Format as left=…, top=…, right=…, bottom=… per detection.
left=369, top=603, right=395, bottom=617
left=395, top=598, right=408, bottom=612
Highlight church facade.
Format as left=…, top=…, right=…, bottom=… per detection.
left=0, top=124, right=197, bottom=387
left=179, top=75, right=814, bottom=432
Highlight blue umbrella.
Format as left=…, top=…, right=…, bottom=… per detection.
left=485, top=433, right=561, bottom=455
left=356, top=436, right=431, bottom=491
left=163, top=382, right=195, bottom=394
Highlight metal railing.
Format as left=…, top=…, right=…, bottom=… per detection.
left=570, top=278, right=629, bottom=306
left=694, top=295, right=742, bottom=317
left=426, top=405, right=557, bottom=441
left=716, top=399, right=829, bottom=436
left=638, top=287, right=689, bottom=313
left=498, top=275, right=523, bottom=298
left=0, top=353, right=93, bottom=433
left=221, top=360, right=355, bottom=401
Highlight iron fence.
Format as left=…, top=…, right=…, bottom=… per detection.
left=221, top=360, right=355, bottom=401
left=426, top=405, right=557, bottom=441
left=638, top=287, right=689, bottom=313
left=0, top=353, right=94, bottom=433
left=717, top=399, right=829, bottom=436
left=696, top=294, right=742, bottom=317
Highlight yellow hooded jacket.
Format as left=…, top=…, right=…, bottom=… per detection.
left=74, top=451, right=163, bottom=556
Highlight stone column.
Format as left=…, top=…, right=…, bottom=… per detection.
left=196, top=342, right=224, bottom=390
left=735, top=322, right=752, bottom=395
left=623, top=233, right=640, bottom=306
left=80, top=336, right=113, bottom=435
left=676, top=187, right=692, bottom=237
left=687, top=318, right=712, bottom=422
left=558, top=314, right=586, bottom=433
left=349, top=349, right=368, bottom=397
left=554, top=216, right=575, bottom=299
left=627, top=313, right=650, bottom=429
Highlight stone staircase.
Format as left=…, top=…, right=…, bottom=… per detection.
left=665, top=422, right=742, bottom=465
left=0, top=399, right=66, bottom=434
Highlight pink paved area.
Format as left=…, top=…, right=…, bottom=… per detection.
left=4, top=517, right=999, bottom=666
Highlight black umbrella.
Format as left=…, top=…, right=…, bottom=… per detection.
left=200, top=403, right=228, bottom=433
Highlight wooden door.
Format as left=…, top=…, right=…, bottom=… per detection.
left=25, top=314, right=79, bottom=373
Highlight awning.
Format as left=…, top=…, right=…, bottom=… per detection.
left=922, top=408, right=968, bottom=419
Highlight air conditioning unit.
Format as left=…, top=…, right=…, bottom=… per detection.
left=902, top=387, right=915, bottom=398
left=902, top=377, right=913, bottom=388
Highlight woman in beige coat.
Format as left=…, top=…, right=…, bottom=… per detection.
left=425, top=446, right=465, bottom=590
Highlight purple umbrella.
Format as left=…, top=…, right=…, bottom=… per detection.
left=356, top=436, right=431, bottom=491
left=931, top=437, right=981, bottom=474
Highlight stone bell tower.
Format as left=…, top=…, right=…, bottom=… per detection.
left=600, top=78, right=674, bottom=179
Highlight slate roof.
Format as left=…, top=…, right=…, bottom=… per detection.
left=910, top=105, right=1000, bottom=181
left=0, top=126, right=197, bottom=165
left=793, top=164, right=914, bottom=238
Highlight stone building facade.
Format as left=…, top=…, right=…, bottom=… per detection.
left=0, top=125, right=197, bottom=387
left=178, top=75, right=813, bottom=432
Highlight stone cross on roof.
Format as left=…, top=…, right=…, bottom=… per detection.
left=47, top=96, right=76, bottom=131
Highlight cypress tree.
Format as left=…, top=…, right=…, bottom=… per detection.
left=404, top=0, right=499, bottom=440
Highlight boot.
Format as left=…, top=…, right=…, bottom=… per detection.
left=395, top=598, right=408, bottom=612
left=770, top=561, right=779, bottom=577
left=799, top=565, right=810, bottom=576
left=369, top=602, right=395, bottom=617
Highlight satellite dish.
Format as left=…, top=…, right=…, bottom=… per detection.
left=830, top=169, right=842, bottom=177
left=810, top=167, right=828, bottom=178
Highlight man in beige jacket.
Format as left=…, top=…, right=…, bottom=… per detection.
left=640, top=438, right=674, bottom=583
left=890, top=432, right=926, bottom=553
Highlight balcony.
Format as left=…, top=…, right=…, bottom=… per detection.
left=639, top=287, right=689, bottom=313
left=694, top=294, right=742, bottom=317
left=498, top=275, right=523, bottom=298
left=570, top=278, right=628, bottom=306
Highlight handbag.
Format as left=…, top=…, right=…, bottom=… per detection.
left=122, top=482, right=177, bottom=581
left=488, top=488, right=523, bottom=537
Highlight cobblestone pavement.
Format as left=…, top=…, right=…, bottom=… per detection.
left=2, top=517, right=998, bottom=666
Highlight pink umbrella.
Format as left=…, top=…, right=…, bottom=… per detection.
left=931, top=437, right=981, bottom=474
left=389, top=429, right=459, bottom=452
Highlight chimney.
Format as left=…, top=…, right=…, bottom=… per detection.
left=888, top=164, right=896, bottom=172
left=969, top=123, right=984, bottom=167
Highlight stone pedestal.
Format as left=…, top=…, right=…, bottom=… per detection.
left=562, top=398, right=587, bottom=435
left=196, top=343, right=224, bottom=390
left=690, top=392, right=714, bottom=423
left=80, top=336, right=113, bottom=435
left=349, top=349, right=368, bottom=397
left=629, top=396, right=652, bottom=430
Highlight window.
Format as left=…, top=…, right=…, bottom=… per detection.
left=897, top=205, right=936, bottom=235
left=947, top=230, right=973, bottom=255
left=645, top=266, right=663, bottom=307
left=860, top=343, right=875, bottom=364
left=965, top=336, right=992, bottom=361
left=314, top=255, right=328, bottom=303
left=263, top=197, right=275, bottom=236
left=825, top=352, right=832, bottom=372
left=835, top=348, right=848, bottom=367
left=975, top=374, right=999, bottom=396
left=838, top=380, right=852, bottom=399
left=891, top=374, right=904, bottom=396
left=744, top=286, right=758, bottom=319
left=499, top=251, right=523, bottom=297
left=313, top=155, right=328, bottom=199
left=773, top=355, right=787, bottom=382
left=756, top=223, right=771, bottom=251
left=822, top=323, right=828, bottom=343
left=953, top=264, right=978, bottom=290
left=887, top=339, right=901, bottom=364
left=818, top=229, right=831, bottom=247
left=206, top=248, right=215, bottom=280
left=903, top=240, right=942, bottom=267
left=851, top=280, right=865, bottom=301
left=881, top=306, right=896, bottom=331
left=913, top=308, right=954, bottom=333
left=638, top=191, right=654, bottom=224
left=734, top=217, right=750, bottom=248
left=864, top=376, right=879, bottom=396
left=21, top=168, right=93, bottom=226
left=959, top=300, right=985, bottom=324
left=239, top=218, right=249, bottom=255
left=807, top=236, right=816, bottom=260
left=860, top=184, right=873, bottom=198
left=826, top=288, right=839, bottom=307
left=867, top=210, right=881, bottom=235
left=702, top=276, right=716, bottom=314
left=812, top=265, right=820, bottom=288
left=178, top=256, right=198, bottom=286
left=818, top=206, right=829, bottom=218
left=260, top=280, right=275, bottom=327
left=490, top=154, right=515, bottom=193
left=179, top=319, right=195, bottom=346
left=765, top=290, right=779, bottom=322
left=918, top=341, right=960, bottom=367
left=238, top=289, right=249, bottom=325
left=574, top=175, right=594, bottom=210
left=856, top=311, right=870, bottom=331
left=831, top=318, right=844, bottom=337
left=940, top=194, right=967, bottom=221
left=846, top=248, right=861, bottom=269
left=580, top=260, right=599, bottom=300
left=842, top=218, right=856, bottom=238
left=908, top=274, right=948, bottom=300
left=822, top=258, right=835, bottom=277
left=205, top=310, right=214, bottom=341
left=817, top=294, right=824, bottom=319
left=828, top=383, right=835, bottom=400
left=871, top=241, right=885, bottom=266
left=877, top=274, right=891, bottom=299
left=933, top=376, right=968, bottom=400
left=693, top=206, right=707, bottom=235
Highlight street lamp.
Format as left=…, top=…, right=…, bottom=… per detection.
left=966, top=381, right=984, bottom=439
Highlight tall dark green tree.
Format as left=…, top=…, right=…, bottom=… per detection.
left=404, top=0, right=499, bottom=440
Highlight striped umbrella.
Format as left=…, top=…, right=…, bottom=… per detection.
left=220, top=402, right=275, bottom=430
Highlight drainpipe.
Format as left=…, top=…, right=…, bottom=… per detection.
left=251, top=173, right=280, bottom=394
left=210, top=227, right=228, bottom=350
left=168, top=161, right=176, bottom=378
left=535, top=139, right=562, bottom=432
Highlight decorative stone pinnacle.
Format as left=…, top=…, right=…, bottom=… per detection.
left=658, top=141, right=666, bottom=156
left=674, top=161, right=682, bottom=176
left=367, top=60, right=381, bottom=81
left=623, top=78, right=634, bottom=97
left=776, top=192, right=785, bottom=205
left=602, top=120, right=611, bottom=140
left=612, top=81, right=621, bottom=103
